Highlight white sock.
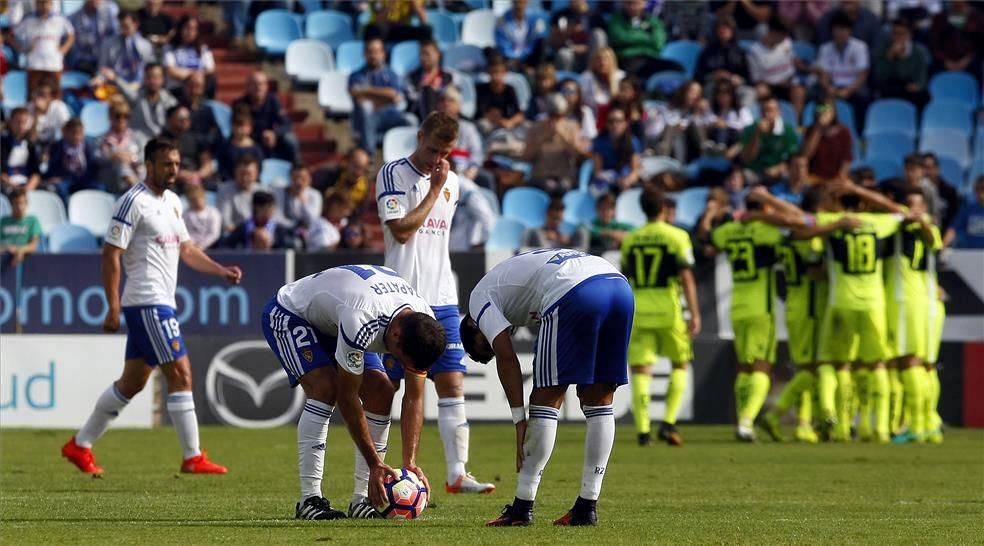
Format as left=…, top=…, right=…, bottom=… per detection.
left=580, top=405, right=615, bottom=501
left=298, top=399, right=333, bottom=501
left=166, top=391, right=201, bottom=459
left=438, top=397, right=469, bottom=483
left=76, top=383, right=130, bottom=448
left=352, top=411, right=391, bottom=504
left=515, top=405, right=559, bottom=502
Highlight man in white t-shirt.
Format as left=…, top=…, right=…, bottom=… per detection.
left=62, top=138, right=242, bottom=477
left=747, top=19, right=806, bottom=102
left=375, top=112, right=497, bottom=503
left=816, top=10, right=870, bottom=128
left=13, top=0, right=75, bottom=96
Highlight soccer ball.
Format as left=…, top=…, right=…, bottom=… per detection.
left=377, top=468, right=428, bottom=520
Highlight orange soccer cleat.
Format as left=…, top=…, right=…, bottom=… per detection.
left=180, top=450, right=228, bottom=474
left=61, top=437, right=104, bottom=475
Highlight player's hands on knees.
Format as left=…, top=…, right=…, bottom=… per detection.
left=369, top=462, right=401, bottom=509
left=103, top=308, right=121, bottom=333
left=514, top=420, right=528, bottom=473
left=406, top=463, right=432, bottom=502
left=223, top=265, right=243, bottom=285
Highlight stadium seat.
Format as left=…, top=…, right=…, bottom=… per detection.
left=47, top=223, right=98, bottom=253
left=208, top=100, right=232, bottom=139
left=505, top=72, right=532, bottom=113
left=562, top=190, right=596, bottom=225
left=792, top=41, right=817, bottom=64
left=864, top=99, right=917, bottom=139
left=285, top=39, right=335, bottom=84
left=26, top=190, right=68, bottom=235
left=928, top=71, right=979, bottom=105
left=427, top=10, right=459, bottom=45
left=920, top=129, right=971, bottom=169
left=865, top=132, right=914, bottom=160
left=555, top=70, right=579, bottom=83
left=318, top=71, right=354, bottom=116
left=485, top=217, right=526, bottom=250
left=383, top=127, right=418, bottom=163
left=390, top=41, right=421, bottom=78
left=80, top=101, right=109, bottom=138
left=660, top=40, right=701, bottom=79
left=674, top=187, right=710, bottom=231
left=260, top=158, right=292, bottom=188
left=306, top=10, right=355, bottom=50
left=68, top=189, right=115, bottom=238
left=448, top=70, right=477, bottom=119
left=578, top=159, right=594, bottom=191
left=60, top=70, right=90, bottom=90
left=855, top=157, right=903, bottom=182
left=335, top=40, right=366, bottom=73
left=2, top=70, right=27, bottom=108
left=255, top=10, right=302, bottom=56
left=443, top=44, right=487, bottom=73
left=300, top=0, right=324, bottom=13
left=61, top=0, right=83, bottom=15
left=0, top=193, right=10, bottom=217
left=640, top=156, right=682, bottom=179
left=936, top=156, right=965, bottom=189
left=615, top=188, right=645, bottom=228
left=921, top=101, right=974, bottom=134
left=645, top=70, right=687, bottom=96
left=502, top=187, right=550, bottom=228
left=461, top=10, right=497, bottom=48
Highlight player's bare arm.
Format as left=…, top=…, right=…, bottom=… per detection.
left=385, top=159, right=450, bottom=244
left=399, top=371, right=432, bottom=500
left=101, top=244, right=125, bottom=333
left=490, top=330, right=527, bottom=472
left=831, top=179, right=905, bottom=214
left=791, top=216, right=864, bottom=240
left=681, top=268, right=701, bottom=337
left=179, top=242, right=243, bottom=284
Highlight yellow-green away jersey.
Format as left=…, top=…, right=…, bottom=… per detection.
left=886, top=219, right=942, bottom=307
left=777, top=236, right=827, bottom=320
left=816, top=211, right=904, bottom=311
left=711, top=220, right=784, bottom=320
left=621, top=221, right=695, bottom=329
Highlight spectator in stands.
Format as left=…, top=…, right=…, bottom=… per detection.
left=13, top=0, right=75, bottom=96
left=777, top=0, right=829, bottom=42
left=435, top=87, right=490, bottom=188
left=816, top=11, right=870, bottom=130
left=661, top=0, right=709, bottom=41
left=711, top=0, right=773, bottom=40
left=928, top=0, right=984, bottom=74
left=527, top=63, right=558, bottom=120
left=222, top=190, right=295, bottom=251
left=548, top=0, right=607, bottom=72
left=522, top=197, right=589, bottom=251
left=340, top=223, right=370, bottom=250
left=740, top=97, right=799, bottom=184
left=648, top=80, right=710, bottom=163
left=591, top=107, right=643, bottom=194
left=747, top=18, right=801, bottom=102
left=325, top=148, right=371, bottom=217
left=697, top=188, right=735, bottom=255
left=163, top=16, right=216, bottom=97
left=1, top=108, right=42, bottom=193
left=307, top=192, right=353, bottom=252
left=449, top=175, right=496, bottom=252
left=558, top=77, right=598, bottom=142
left=0, top=188, right=42, bottom=265
left=217, top=154, right=261, bottom=233
left=364, top=0, right=430, bottom=43
left=871, top=18, right=930, bottom=107
left=704, top=78, right=753, bottom=159
left=495, top=0, right=546, bottom=71
left=606, top=0, right=670, bottom=80
left=176, top=72, right=221, bottom=151
left=43, top=117, right=100, bottom=197
left=160, top=104, right=215, bottom=189
left=887, top=153, right=942, bottom=224
left=97, top=96, right=146, bottom=193
left=346, top=38, right=410, bottom=153
left=816, top=0, right=882, bottom=51
left=944, top=177, right=984, bottom=248
left=850, top=165, right=877, bottom=189
left=405, top=39, right=453, bottom=122
left=234, top=71, right=299, bottom=162
left=275, top=163, right=322, bottom=233
left=922, top=153, right=961, bottom=231
left=219, top=112, right=265, bottom=180
left=68, top=0, right=119, bottom=74
left=610, top=76, right=646, bottom=142
left=28, top=79, right=71, bottom=147
left=579, top=47, right=625, bottom=123
left=801, top=99, right=853, bottom=182
left=107, top=62, right=176, bottom=141
left=589, top=192, right=634, bottom=251
left=695, top=14, right=750, bottom=87
left=137, top=0, right=175, bottom=51
left=770, top=154, right=809, bottom=205
left=722, top=166, right=750, bottom=210
left=476, top=54, right=526, bottom=139
left=221, top=0, right=248, bottom=48
left=97, top=10, right=155, bottom=86
left=523, top=93, right=587, bottom=195
left=182, top=184, right=221, bottom=249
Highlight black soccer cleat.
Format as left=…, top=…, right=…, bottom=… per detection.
left=486, top=503, right=533, bottom=526
left=347, top=500, right=383, bottom=519
left=637, top=432, right=652, bottom=446
left=553, top=497, right=598, bottom=526
left=295, top=496, right=347, bottom=520
left=657, top=421, right=683, bottom=446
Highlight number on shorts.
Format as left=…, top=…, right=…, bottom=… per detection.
left=292, top=326, right=314, bottom=348
left=162, top=317, right=181, bottom=338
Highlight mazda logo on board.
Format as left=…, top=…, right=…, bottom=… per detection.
left=205, top=341, right=305, bottom=428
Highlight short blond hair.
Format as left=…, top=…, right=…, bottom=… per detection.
left=420, top=111, right=459, bottom=143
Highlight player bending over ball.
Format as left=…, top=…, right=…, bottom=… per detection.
left=62, top=138, right=242, bottom=476
left=460, top=250, right=634, bottom=526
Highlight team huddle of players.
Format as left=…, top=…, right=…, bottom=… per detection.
left=626, top=180, right=945, bottom=446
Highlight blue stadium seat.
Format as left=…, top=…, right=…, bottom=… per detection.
left=502, top=187, right=550, bottom=228
left=562, top=190, right=596, bottom=225
left=449, top=70, right=477, bottom=119
left=461, top=9, right=497, bottom=48
left=335, top=40, right=365, bottom=73
left=792, top=41, right=817, bottom=64
left=928, top=71, right=979, bottom=105
left=68, top=189, right=115, bottom=238
left=255, top=10, right=302, bottom=56
left=300, top=0, right=324, bottom=13
left=306, top=10, right=355, bottom=50
left=921, top=101, right=974, bottom=134
left=485, top=217, right=526, bottom=251
left=208, top=100, right=232, bottom=139
left=645, top=71, right=687, bottom=96
left=443, top=44, right=487, bottom=73
left=865, top=132, right=914, bottom=161
left=936, top=156, right=965, bottom=189
left=920, top=128, right=971, bottom=169
left=505, top=72, right=532, bottom=112
left=318, top=71, right=354, bottom=116
left=555, top=70, right=579, bottom=83
left=660, top=40, right=702, bottom=78
left=578, top=159, right=594, bottom=192
left=383, top=126, right=418, bottom=163
left=864, top=99, right=917, bottom=139
left=390, top=41, right=421, bottom=78
left=615, top=188, right=646, bottom=228
left=26, top=190, right=68, bottom=235
left=47, top=223, right=99, bottom=253
left=0, top=193, right=10, bottom=217
left=60, top=70, right=90, bottom=90
left=286, top=39, right=335, bottom=83
left=2, top=70, right=27, bottom=108
left=673, top=187, right=710, bottom=231
left=80, top=101, right=109, bottom=138
left=427, top=10, right=459, bottom=45
left=260, top=158, right=293, bottom=188
left=640, top=156, right=682, bottom=179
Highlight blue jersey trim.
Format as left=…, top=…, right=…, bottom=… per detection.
left=475, top=302, right=492, bottom=324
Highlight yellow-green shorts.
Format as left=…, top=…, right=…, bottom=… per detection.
left=927, top=301, right=945, bottom=364
left=786, top=316, right=820, bottom=366
left=733, top=315, right=777, bottom=365
left=628, top=320, right=692, bottom=365
left=818, top=307, right=890, bottom=364
left=886, top=299, right=929, bottom=361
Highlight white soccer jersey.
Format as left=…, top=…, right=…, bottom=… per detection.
left=468, top=249, right=623, bottom=342
left=376, top=157, right=459, bottom=307
left=105, top=183, right=190, bottom=308
left=277, top=264, right=434, bottom=375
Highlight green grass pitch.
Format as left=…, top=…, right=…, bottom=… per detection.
left=2, top=425, right=983, bottom=544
